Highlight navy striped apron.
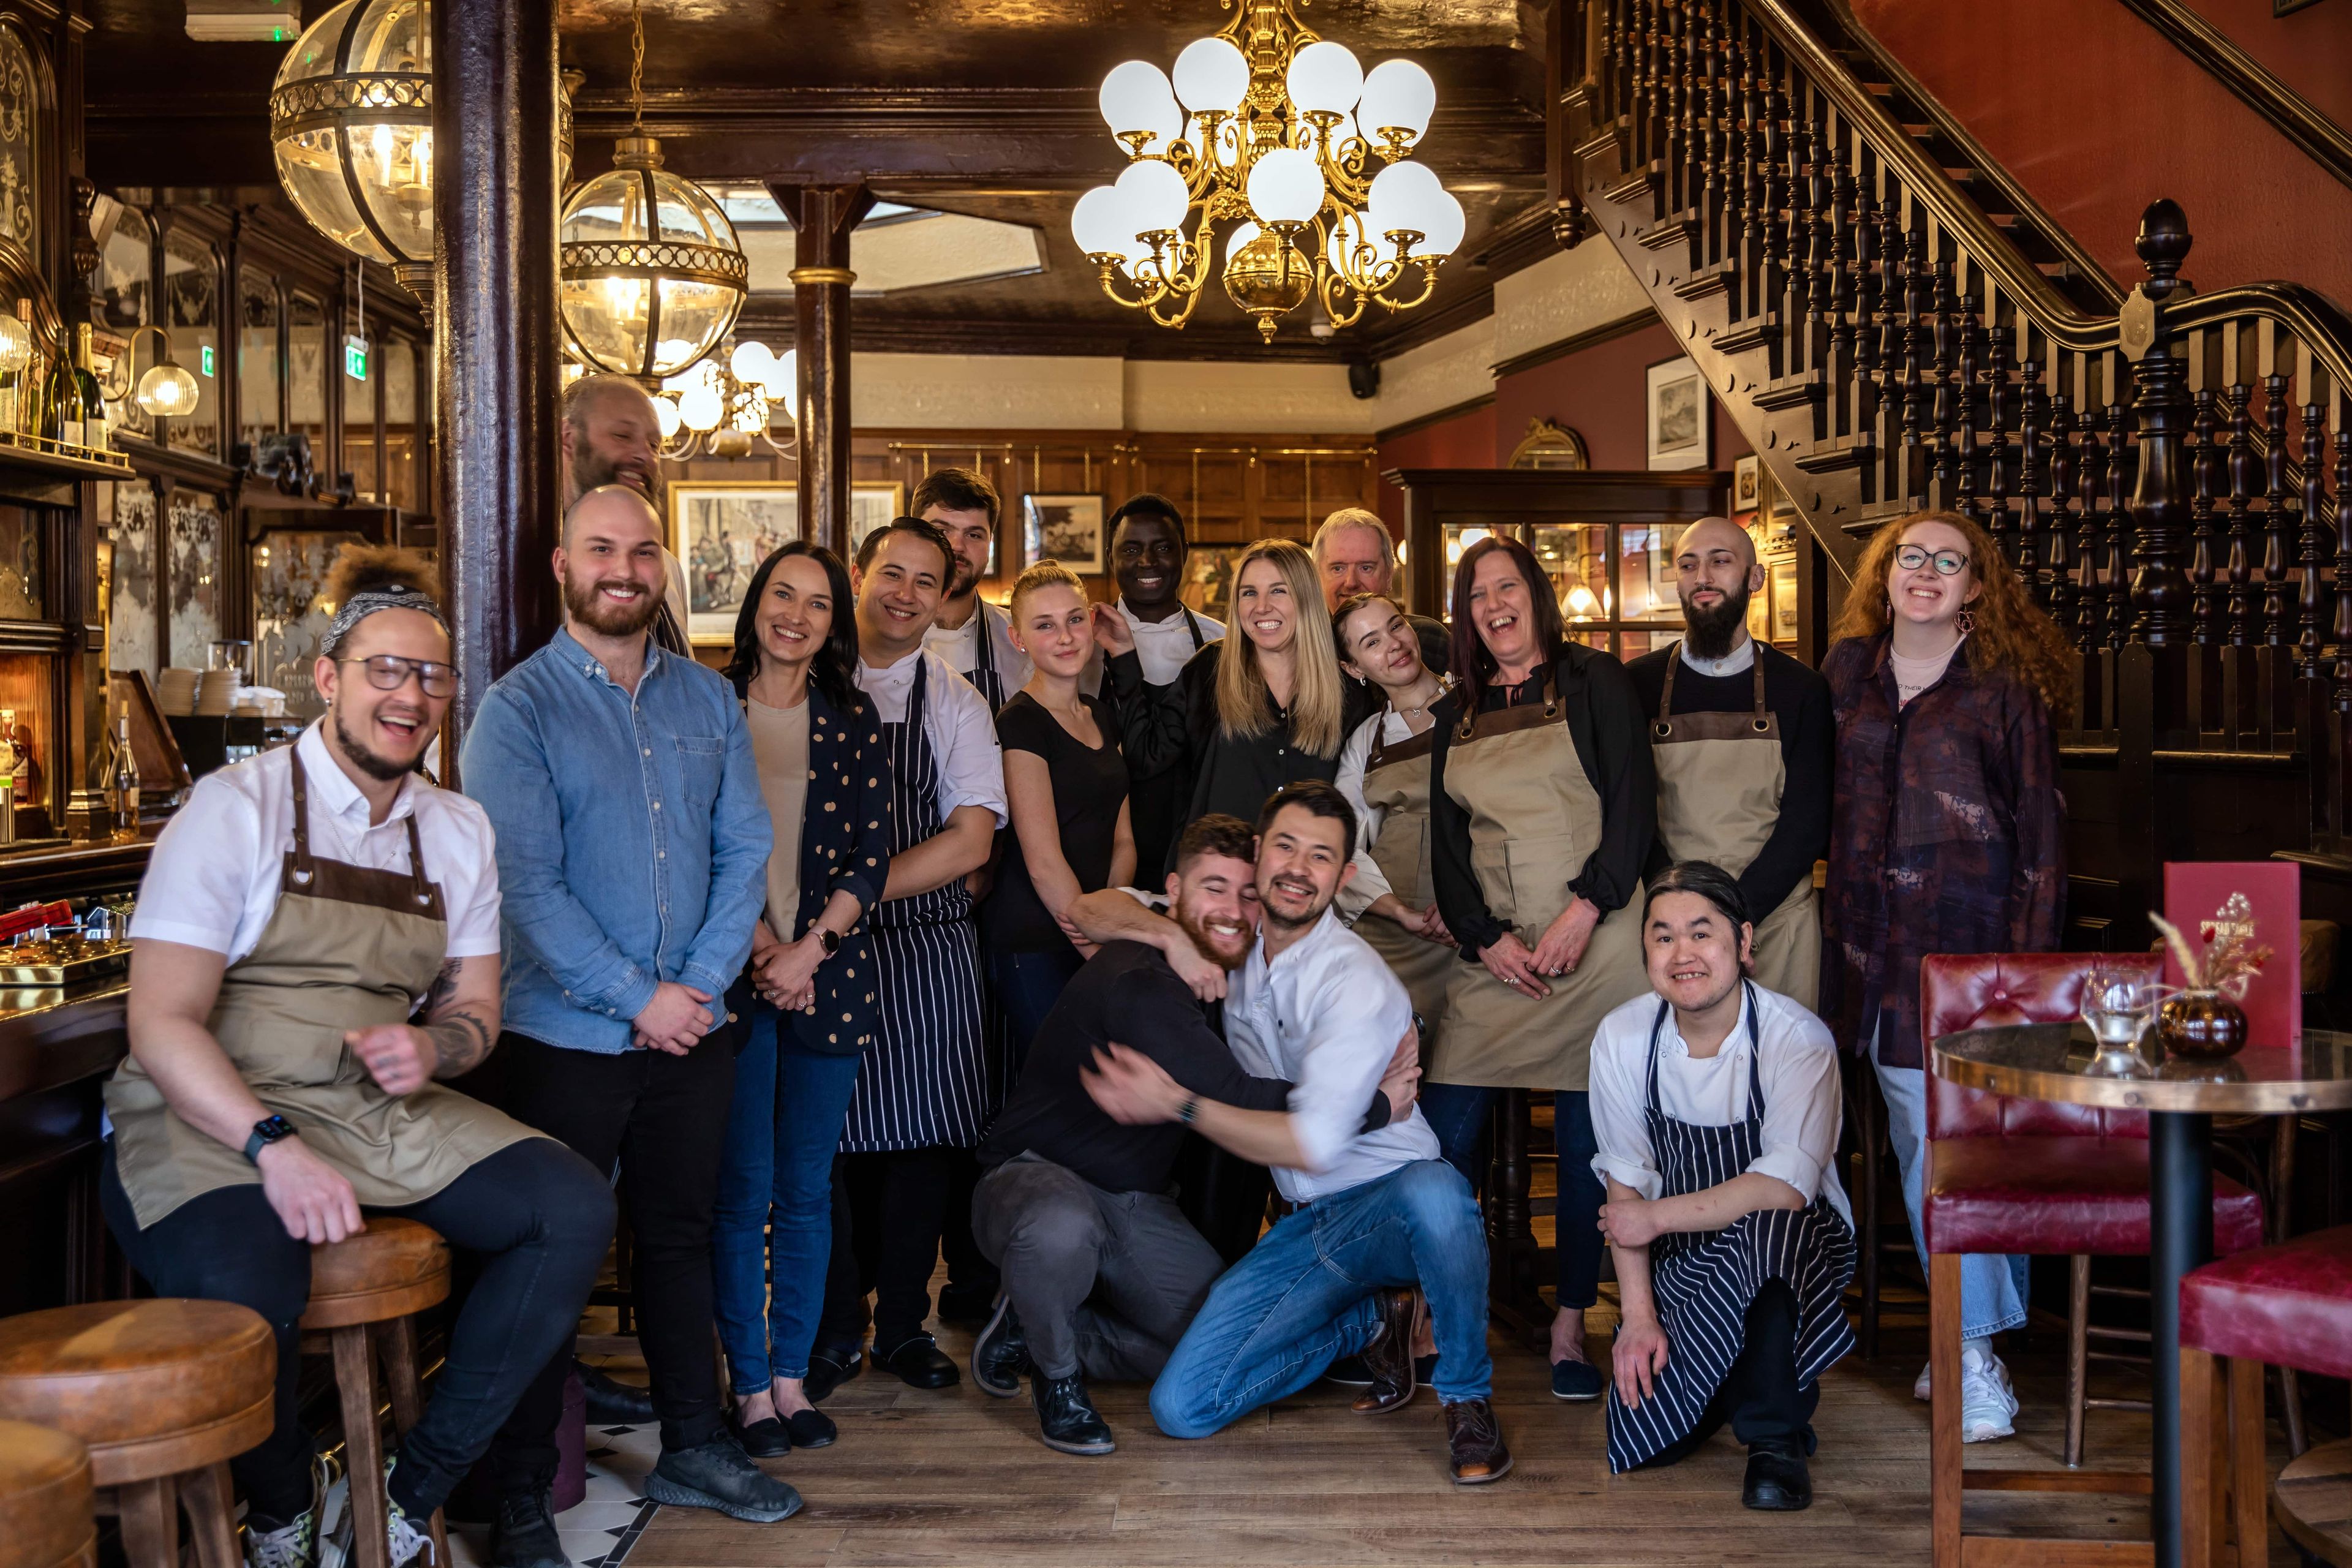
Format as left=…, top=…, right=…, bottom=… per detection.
left=967, top=601, right=1008, bottom=712
left=840, top=654, right=992, bottom=1152
left=1605, top=982, right=1858, bottom=1472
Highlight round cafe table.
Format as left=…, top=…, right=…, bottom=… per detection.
left=1932, top=1022, right=2352, bottom=1568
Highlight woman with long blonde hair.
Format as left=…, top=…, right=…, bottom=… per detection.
left=1820, top=508, right=2068, bottom=1446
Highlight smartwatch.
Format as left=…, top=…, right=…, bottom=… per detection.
left=816, top=927, right=841, bottom=957
left=244, top=1114, right=296, bottom=1165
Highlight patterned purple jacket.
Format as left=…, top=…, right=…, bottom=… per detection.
left=1819, top=633, right=2066, bottom=1069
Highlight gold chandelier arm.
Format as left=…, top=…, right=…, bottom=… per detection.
left=1367, top=257, right=1442, bottom=314
left=1096, top=260, right=1170, bottom=310
left=1317, top=266, right=1373, bottom=332
left=97, top=323, right=174, bottom=401
left=1146, top=281, right=1205, bottom=330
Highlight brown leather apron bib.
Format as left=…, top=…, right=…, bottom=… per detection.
left=107, top=752, right=538, bottom=1228
left=1436, top=670, right=1648, bottom=1091
left=1651, top=644, right=1822, bottom=1009
left=1355, top=718, right=1454, bottom=1036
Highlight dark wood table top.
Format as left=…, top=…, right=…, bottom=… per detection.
left=1934, top=1020, right=2352, bottom=1115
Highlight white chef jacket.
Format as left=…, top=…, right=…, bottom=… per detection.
left=922, top=597, right=1031, bottom=706
left=854, top=647, right=1008, bottom=827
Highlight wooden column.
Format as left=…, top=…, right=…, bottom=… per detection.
left=774, top=183, right=873, bottom=557
left=434, top=0, right=561, bottom=743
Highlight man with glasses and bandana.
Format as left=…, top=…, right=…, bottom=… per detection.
left=102, top=546, right=617, bottom=1568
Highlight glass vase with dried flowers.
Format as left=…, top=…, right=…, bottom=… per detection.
left=2149, top=910, right=2271, bottom=1060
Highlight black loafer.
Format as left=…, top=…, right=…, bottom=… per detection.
left=782, top=1408, right=837, bottom=1449
left=803, top=1345, right=862, bottom=1404
left=971, top=1295, right=1030, bottom=1398
left=881, top=1333, right=960, bottom=1389
left=729, top=1413, right=789, bottom=1458
left=1742, top=1444, right=1813, bottom=1511
left=936, top=1280, right=998, bottom=1326
left=577, top=1362, right=657, bottom=1426
left=1551, top=1356, right=1604, bottom=1401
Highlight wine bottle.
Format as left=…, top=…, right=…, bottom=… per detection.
left=110, top=710, right=139, bottom=839
left=72, top=323, right=107, bottom=453
left=38, top=328, right=68, bottom=445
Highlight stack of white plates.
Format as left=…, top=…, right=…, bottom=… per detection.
left=197, top=669, right=240, bottom=716
left=156, top=668, right=199, bottom=716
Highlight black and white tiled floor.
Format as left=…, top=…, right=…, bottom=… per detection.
left=439, top=1354, right=663, bottom=1568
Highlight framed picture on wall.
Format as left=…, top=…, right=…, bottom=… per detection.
left=670, top=481, right=801, bottom=645
left=1773, top=558, right=1800, bottom=641
left=1182, top=544, right=1244, bottom=622
left=1646, top=355, right=1712, bottom=471
left=1022, top=492, right=1106, bottom=573
left=1733, top=454, right=1760, bottom=511
left=845, top=483, right=908, bottom=560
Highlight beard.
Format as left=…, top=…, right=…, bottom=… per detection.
left=1681, top=580, right=1752, bottom=660
left=564, top=568, right=663, bottom=639
left=570, top=446, right=660, bottom=506
left=1257, top=873, right=1333, bottom=935
left=1175, top=903, right=1252, bottom=971
left=947, top=552, right=980, bottom=601
left=332, top=706, right=425, bottom=782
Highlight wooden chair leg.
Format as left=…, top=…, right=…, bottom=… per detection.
left=1930, top=1251, right=1963, bottom=1568
left=180, top=1463, right=242, bottom=1568
left=373, top=1317, right=450, bottom=1568
left=2181, top=1346, right=2215, bottom=1568
left=2066, top=1254, right=2091, bottom=1468
left=333, top=1322, right=390, bottom=1568
left=113, top=1477, right=179, bottom=1568
left=2280, top=1365, right=2308, bottom=1460
left=2226, top=1356, right=2266, bottom=1568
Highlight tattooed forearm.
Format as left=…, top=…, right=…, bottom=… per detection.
left=423, top=957, right=462, bottom=1017
left=425, top=1008, right=496, bottom=1079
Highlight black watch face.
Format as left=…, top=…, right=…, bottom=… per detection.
left=256, top=1115, right=293, bottom=1142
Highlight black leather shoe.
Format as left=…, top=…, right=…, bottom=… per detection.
left=577, top=1362, right=657, bottom=1426
left=802, top=1345, right=862, bottom=1403
left=880, top=1333, right=960, bottom=1389
left=971, top=1295, right=1029, bottom=1398
left=936, top=1280, right=998, bottom=1326
left=1352, top=1287, right=1422, bottom=1414
left=782, top=1407, right=837, bottom=1449
left=1742, top=1444, right=1813, bottom=1511
left=491, top=1487, right=570, bottom=1568
left=1030, top=1373, right=1115, bottom=1456
left=644, top=1437, right=802, bottom=1523
left=729, top=1412, right=790, bottom=1458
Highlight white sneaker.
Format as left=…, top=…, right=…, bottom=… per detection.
left=1913, top=1362, right=1931, bottom=1402
left=245, top=1459, right=326, bottom=1568
left=1958, top=1344, right=2018, bottom=1442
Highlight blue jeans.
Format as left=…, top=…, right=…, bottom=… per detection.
left=1872, top=1052, right=2029, bottom=1340
left=988, top=945, right=1084, bottom=1077
left=712, top=1001, right=865, bottom=1389
left=1417, top=1082, right=1605, bottom=1312
left=1149, top=1159, right=1493, bottom=1438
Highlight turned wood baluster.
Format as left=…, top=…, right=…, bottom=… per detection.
left=2302, top=352, right=2331, bottom=680
left=1737, top=18, right=1765, bottom=318
left=1667, top=1, right=1694, bottom=211
left=2014, top=341, right=2041, bottom=600
left=2105, top=368, right=2133, bottom=651
left=1928, top=261, right=1959, bottom=507
left=1633, top=0, right=1657, bottom=168
left=1697, top=1, right=1724, bottom=254
left=1899, top=224, right=1929, bottom=500
left=1954, top=293, right=1983, bottom=523
left=1987, top=310, right=2014, bottom=555
left=2049, top=364, right=2079, bottom=633
left=1781, top=97, right=1812, bottom=347
left=1852, top=161, right=1880, bottom=384
left=2225, top=349, right=2256, bottom=646
left=1759, top=74, right=1789, bottom=317
left=2189, top=361, right=2221, bottom=647
left=1801, top=104, right=1831, bottom=379
left=2263, top=357, right=2294, bottom=649
left=2079, top=367, right=2112, bottom=648
left=2333, top=396, right=2352, bottom=711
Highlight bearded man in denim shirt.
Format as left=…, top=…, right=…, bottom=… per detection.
left=463, top=485, right=797, bottom=1558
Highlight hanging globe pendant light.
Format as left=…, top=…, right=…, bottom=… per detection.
left=557, top=0, right=748, bottom=383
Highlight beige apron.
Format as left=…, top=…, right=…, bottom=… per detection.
left=1354, top=718, right=1455, bottom=1036
left=1651, top=644, right=1822, bottom=1010
left=107, top=752, right=539, bottom=1228
left=1435, top=671, right=1648, bottom=1091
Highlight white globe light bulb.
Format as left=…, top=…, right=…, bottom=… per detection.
left=1099, top=59, right=1180, bottom=139
left=1245, top=147, right=1325, bottom=227
left=729, top=339, right=775, bottom=383
left=1226, top=221, right=1262, bottom=262
left=1368, top=159, right=1444, bottom=242
left=768, top=350, right=798, bottom=416
left=678, top=383, right=723, bottom=432
left=1115, top=157, right=1192, bottom=236
left=1286, top=40, right=1363, bottom=116
left=1071, top=184, right=1132, bottom=257
left=1324, top=210, right=1397, bottom=274
left=1172, top=37, right=1249, bottom=114
left=1419, top=189, right=1466, bottom=257
left=1357, top=59, right=1436, bottom=144
left=653, top=395, right=682, bottom=439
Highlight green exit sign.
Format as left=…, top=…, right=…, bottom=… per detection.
left=344, top=334, right=368, bottom=381
left=200, top=345, right=214, bottom=376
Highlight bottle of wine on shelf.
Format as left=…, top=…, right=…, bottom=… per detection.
left=110, top=709, right=139, bottom=840
left=38, top=326, right=69, bottom=446
left=72, top=323, right=107, bottom=453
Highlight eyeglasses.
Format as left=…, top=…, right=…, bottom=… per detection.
left=338, top=654, right=459, bottom=699
left=1895, top=544, right=1972, bottom=578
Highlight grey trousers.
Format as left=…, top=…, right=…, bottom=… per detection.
left=971, top=1153, right=1226, bottom=1382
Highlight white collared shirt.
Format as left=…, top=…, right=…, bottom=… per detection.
left=1121, top=598, right=1223, bottom=687
left=1588, top=982, right=1851, bottom=1226
left=922, top=598, right=1031, bottom=704
left=134, top=722, right=502, bottom=981
left=1679, top=635, right=1757, bottom=678
left=1333, top=703, right=1444, bottom=919
left=855, top=647, right=1009, bottom=827
left=1224, top=906, right=1439, bottom=1204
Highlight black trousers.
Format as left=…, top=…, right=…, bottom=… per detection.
left=484, top=1032, right=734, bottom=1480
left=817, top=1147, right=954, bottom=1354
left=1172, top=1132, right=1273, bottom=1266
left=99, top=1137, right=613, bottom=1523
left=1634, top=1278, right=1820, bottom=1468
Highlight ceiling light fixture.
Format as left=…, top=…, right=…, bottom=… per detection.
left=1073, top=1, right=1463, bottom=342
left=655, top=339, right=796, bottom=461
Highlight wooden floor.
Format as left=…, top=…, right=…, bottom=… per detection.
left=620, top=1294, right=2314, bottom=1568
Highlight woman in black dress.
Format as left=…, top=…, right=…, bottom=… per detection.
left=985, top=562, right=1135, bottom=1065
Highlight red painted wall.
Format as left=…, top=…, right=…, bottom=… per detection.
left=2181, top=0, right=2352, bottom=138
left=1851, top=0, right=2352, bottom=311
left=1374, top=399, right=1496, bottom=521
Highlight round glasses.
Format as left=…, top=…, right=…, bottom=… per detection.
left=337, top=654, right=459, bottom=699
left=1895, top=544, right=1971, bottom=578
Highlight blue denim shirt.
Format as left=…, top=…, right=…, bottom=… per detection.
left=460, top=626, right=772, bottom=1054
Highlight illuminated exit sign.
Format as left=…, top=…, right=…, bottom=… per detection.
left=344, top=334, right=368, bottom=381
left=200, top=345, right=214, bottom=376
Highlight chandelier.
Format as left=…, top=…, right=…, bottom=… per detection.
left=1072, top=1, right=1464, bottom=342
left=654, top=340, right=796, bottom=460
left=557, top=0, right=749, bottom=382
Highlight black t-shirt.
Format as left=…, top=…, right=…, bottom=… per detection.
left=982, top=691, right=1131, bottom=955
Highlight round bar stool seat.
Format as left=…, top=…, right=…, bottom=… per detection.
left=0, top=1300, right=273, bottom=1568
left=0, top=1418, right=96, bottom=1568
left=298, top=1219, right=451, bottom=1568
left=2275, top=1440, right=2352, bottom=1566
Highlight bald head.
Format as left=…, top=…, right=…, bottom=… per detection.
left=1674, top=515, right=1755, bottom=570
left=564, top=482, right=662, bottom=545
left=1672, top=514, right=1763, bottom=660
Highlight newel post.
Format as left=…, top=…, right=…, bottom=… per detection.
left=2125, top=199, right=2195, bottom=645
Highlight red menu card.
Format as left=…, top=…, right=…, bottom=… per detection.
left=2163, top=861, right=2300, bottom=1047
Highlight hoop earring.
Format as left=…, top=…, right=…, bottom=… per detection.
left=1955, top=606, right=1978, bottom=638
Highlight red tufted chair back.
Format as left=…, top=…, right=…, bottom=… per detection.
left=1921, top=953, right=2156, bottom=1142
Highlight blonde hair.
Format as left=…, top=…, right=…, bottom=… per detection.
left=1311, top=507, right=1395, bottom=570
left=1009, top=560, right=1087, bottom=620
left=1215, top=538, right=1346, bottom=759
left=1829, top=508, right=2078, bottom=722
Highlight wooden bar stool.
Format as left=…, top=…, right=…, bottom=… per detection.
left=300, top=1217, right=451, bottom=1568
left=0, top=1300, right=274, bottom=1568
left=0, top=1418, right=97, bottom=1568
